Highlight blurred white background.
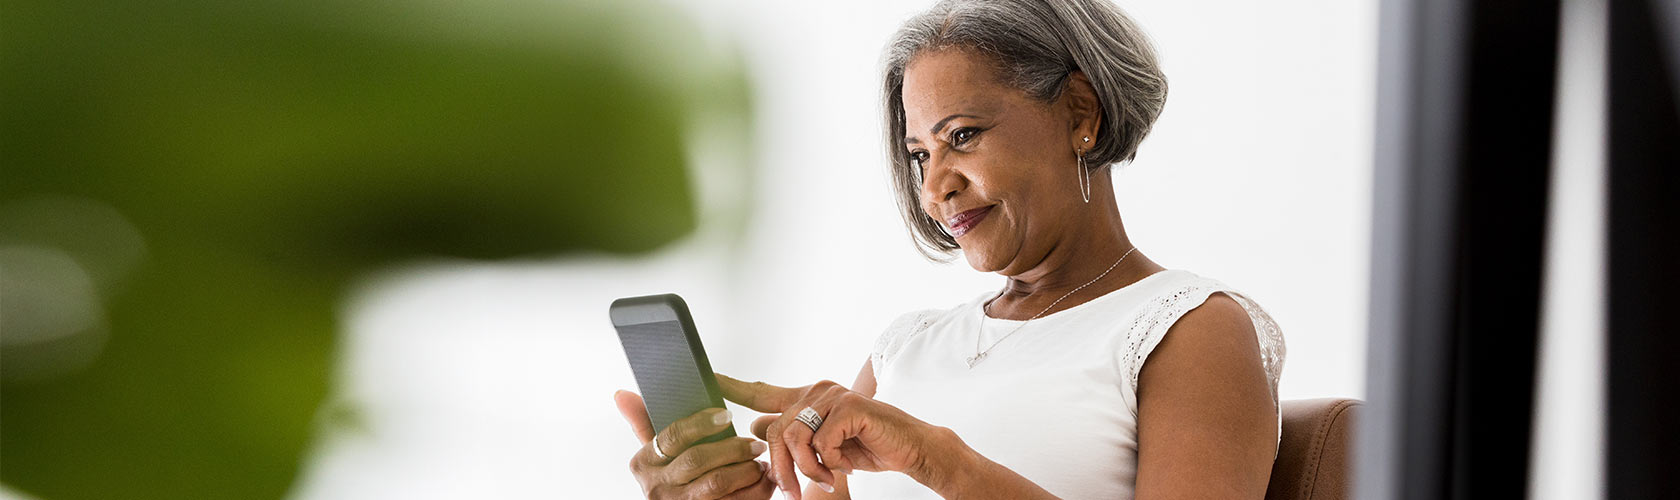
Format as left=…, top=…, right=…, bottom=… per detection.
left=286, top=0, right=1377, bottom=498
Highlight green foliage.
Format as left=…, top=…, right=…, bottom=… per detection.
left=0, top=0, right=752, bottom=498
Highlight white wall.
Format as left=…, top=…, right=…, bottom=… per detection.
left=289, top=1, right=1377, bottom=498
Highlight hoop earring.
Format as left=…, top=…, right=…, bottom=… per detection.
left=1076, top=148, right=1092, bottom=203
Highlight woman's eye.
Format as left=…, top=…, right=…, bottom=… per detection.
left=951, top=127, right=978, bottom=146
left=909, top=151, right=929, bottom=167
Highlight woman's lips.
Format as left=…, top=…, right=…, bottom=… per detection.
left=946, top=205, right=994, bottom=238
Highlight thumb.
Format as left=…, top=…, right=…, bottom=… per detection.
left=613, top=390, right=655, bottom=443
left=715, top=373, right=804, bottom=413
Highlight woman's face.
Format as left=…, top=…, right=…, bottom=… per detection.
left=902, top=48, right=1086, bottom=274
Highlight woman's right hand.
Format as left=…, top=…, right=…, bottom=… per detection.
left=614, top=390, right=776, bottom=500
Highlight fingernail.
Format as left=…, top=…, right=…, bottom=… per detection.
left=816, top=481, right=834, bottom=493
left=757, top=460, right=767, bottom=472
left=713, top=409, right=733, bottom=426
left=750, top=441, right=767, bottom=455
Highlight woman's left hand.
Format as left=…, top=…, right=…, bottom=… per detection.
left=715, top=374, right=959, bottom=500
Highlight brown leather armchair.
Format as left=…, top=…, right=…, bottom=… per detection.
left=1264, top=398, right=1362, bottom=500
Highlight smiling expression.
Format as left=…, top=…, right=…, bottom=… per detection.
left=902, top=48, right=1093, bottom=274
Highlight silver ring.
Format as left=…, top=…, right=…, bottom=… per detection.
left=650, top=435, right=669, bottom=461
left=795, top=406, right=824, bottom=432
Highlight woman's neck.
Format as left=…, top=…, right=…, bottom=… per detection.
left=985, top=198, right=1163, bottom=320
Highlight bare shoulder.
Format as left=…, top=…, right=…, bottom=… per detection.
left=1137, top=291, right=1267, bottom=408
left=1137, top=292, right=1267, bottom=407
left=1134, top=292, right=1275, bottom=499
left=1154, top=292, right=1260, bottom=366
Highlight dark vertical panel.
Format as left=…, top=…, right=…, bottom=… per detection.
left=1606, top=0, right=1680, bottom=497
left=1449, top=0, right=1559, bottom=498
left=1362, top=0, right=1557, bottom=498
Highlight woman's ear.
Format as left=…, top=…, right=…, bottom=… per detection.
left=1062, top=71, right=1103, bottom=150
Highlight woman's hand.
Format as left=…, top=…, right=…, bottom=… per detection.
left=715, top=374, right=963, bottom=500
left=614, top=390, right=776, bottom=500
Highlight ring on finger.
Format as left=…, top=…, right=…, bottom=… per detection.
left=650, top=434, right=669, bottom=461
left=795, top=406, right=824, bottom=432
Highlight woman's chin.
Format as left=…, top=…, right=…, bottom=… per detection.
left=959, top=244, right=1009, bottom=274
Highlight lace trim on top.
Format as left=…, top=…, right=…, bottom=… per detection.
left=1120, top=278, right=1288, bottom=414
left=871, top=309, right=941, bottom=379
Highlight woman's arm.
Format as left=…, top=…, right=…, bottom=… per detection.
left=1133, top=293, right=1277, bottom=499
left=897, top=431, right=1059, bottom=499
left=721, top=365, right=1057, bottom=500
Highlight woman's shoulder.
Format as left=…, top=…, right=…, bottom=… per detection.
left=868, top=293, right=989, bottom=376
left=882, top=289, right=998, bottom=332
left=1053, top=269, right=1232, bottom=322
left=1117, top=268, right=1286, bottom=403
left=872, top=298, right=969, bottom=348
left=1130, top=268, right=1224, bottom=294
left=1119, top=269, right=1265, bottom=321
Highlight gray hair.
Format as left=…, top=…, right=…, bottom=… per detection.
left=881, top=0, right=1168, bottom=260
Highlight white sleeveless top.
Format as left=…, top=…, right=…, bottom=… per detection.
left=846, top=270, right=1286, bottom=499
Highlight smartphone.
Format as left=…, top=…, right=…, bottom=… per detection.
left=609, top=293, right=735, bottom=445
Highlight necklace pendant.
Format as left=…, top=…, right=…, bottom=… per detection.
left=965, top=352, right=987, bottom=368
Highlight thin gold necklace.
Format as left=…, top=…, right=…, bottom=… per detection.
left=967, top=246, right=1138, bottom=368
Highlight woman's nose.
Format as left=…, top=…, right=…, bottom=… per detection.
left=919, top=156, right=965, bottom=204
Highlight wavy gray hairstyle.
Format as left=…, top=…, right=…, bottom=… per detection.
left=882, top=0, right=1168, bottom=260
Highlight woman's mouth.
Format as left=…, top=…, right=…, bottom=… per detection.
left=945, top=205, right=994, bottom=238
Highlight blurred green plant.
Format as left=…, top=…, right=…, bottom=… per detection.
left=0, top=0, right=753, bottom=498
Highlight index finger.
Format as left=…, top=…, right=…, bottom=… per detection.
left=715, top=373, right=804, bottom=413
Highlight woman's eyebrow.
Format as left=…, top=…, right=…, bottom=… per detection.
left=906, top=113, right=982, bottom=144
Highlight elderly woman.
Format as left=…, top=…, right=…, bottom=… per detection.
left=614, top=0, right=1286, bottom=498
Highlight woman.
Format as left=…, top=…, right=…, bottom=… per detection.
left=615, top=0, right=1286, bottom=498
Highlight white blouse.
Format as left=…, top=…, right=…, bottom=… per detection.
left=845, top=270, right=1286, bottom=499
